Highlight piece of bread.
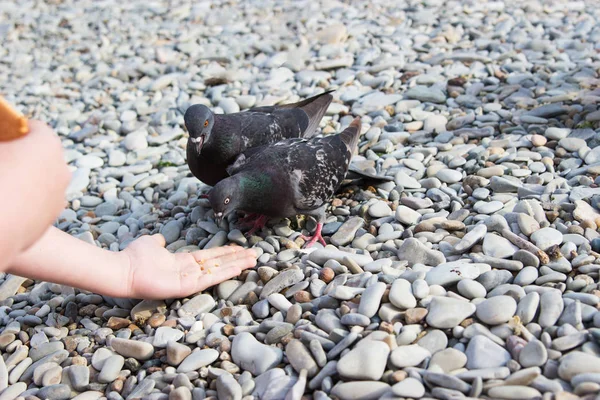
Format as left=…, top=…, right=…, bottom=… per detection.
left=0, top=96, right=29, bottom=141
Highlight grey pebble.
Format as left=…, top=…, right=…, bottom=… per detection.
left=98, top=355, right=125, bottom=383
left=216, top=374, right=242, bottom=400
left=426, top=297, right=476, bottom=329
left=337, top=340, right=389, bottom=381
left=358, top=282, right=386, bottom=317
left=286, top=339, right=318, bottom=378
left=465, top=335, right=511, bottom=369
left=36, top=384, right=71, bottom=400
left=177, top=349, right=219, bottom=373
left=538, top=290, right=564, bottom=328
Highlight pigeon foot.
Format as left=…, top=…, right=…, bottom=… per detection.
left=245, top=214, right=268, bottom=236
left=301, top=223, right=326, bottom=248
left=237, top=213, right=261, bottom=225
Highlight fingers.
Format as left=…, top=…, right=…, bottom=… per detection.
left=191, top=246, right=259, bottom=266
left=201, top=248, right=258, bottom=269
left=196, top=255, right=257, bottom=290
left=175, top=249, right=258, bottom=297
left=190, top=245, right=244, bottom=263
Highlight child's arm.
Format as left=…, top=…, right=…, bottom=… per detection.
left=1, top=118, right=257, bottom=299
left=6, top=226, right=258, bottom=299
left=0, top=121, right=71, bottom=270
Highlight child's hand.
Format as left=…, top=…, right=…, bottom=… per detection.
left=120, top=234, right=259, bottom=300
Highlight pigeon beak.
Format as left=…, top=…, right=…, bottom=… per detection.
left=190, top=135, right=205, bottom=154
left=197, top=135, right=205, bottom=154
left=215, top=212, right=223, bottom=224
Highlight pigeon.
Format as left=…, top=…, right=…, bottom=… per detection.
left=208, top=117, right=363, bottom=247
left=184, top=90, right=334, bottom=187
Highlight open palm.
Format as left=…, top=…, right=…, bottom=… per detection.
left=122, top=234, right=258, bottom=300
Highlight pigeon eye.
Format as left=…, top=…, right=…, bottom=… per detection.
left=204, top=120, right=209, bottom=127
left=224, top=197, right=230, bottom=205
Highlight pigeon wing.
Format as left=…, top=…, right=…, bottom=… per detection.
left=290, top=118, right=362, bottom=210
left=225, top=143, right=272, bottom=175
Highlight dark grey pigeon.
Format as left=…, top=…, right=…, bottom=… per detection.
left=185, top=91, right=334, bottom=187
left=208, top=117, right=362, bottom=248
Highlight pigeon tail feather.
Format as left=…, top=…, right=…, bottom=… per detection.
left=279, top=90, right=334, bottom=138
left=346, top=165, right=394, bottom=182
left=340, top=117, right=362, bottom=154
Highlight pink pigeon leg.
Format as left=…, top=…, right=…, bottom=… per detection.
left=237, top=213, right=260, bottom=225
left=300, top=223, right=326, bottom=248
left=245, top=214, right=268, bottom=236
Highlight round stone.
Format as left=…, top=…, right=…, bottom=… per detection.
left=429, top=348, right=467, bottom=373
left=231, top=332, right=283, bottom=376
left=474, top=200, right=504, bottom=214
left=465, top=335, right=511, bottom=369
left=392, top=378, right=425, bottom=398
left=390, top=345, right=431, bottom=368
left=337, top=340, right=390, bottom=381
left=457, top=279, right=487, bottom=299
left=426, top=297, right=476, bottom=329
left=517, top=214, right=540, bottom=236
left=545, top=127, right=570, bottom=140
left=389, top=279, right=417, bottom=309
left=331, top=381, right=391, bottom=400
left=358, top=282, right=387, bottom=318
left=396, top=205, right=421, bottom=225
left=426, top=263, right=480, bottom=287
left=177, top=349, right=219, bottom=373
left=519, top=340, right=548, bottom=368
left=368, top=201, right=393, bottom=218
left=424, top=115, right=448, bottom=133
left=286, top=339, right=318, bottom=378
left=76, top=155, right=104, bottom=169
left=417, top=329, right=447, bottom=355
left=530, top=227, right=563, bottom=250
left=482, top=233, right=518, bottom=259
left=559, top=137, right=586, bottom=152
left=487, top=386, right=542, bottom=400
left=120, top=110, right=137, bottom=122
left=167, top=341, right=192, bottom=367
left=476, top=295, right=517, bottom=325
left=558, top=352, right=600, bottom=380
left=472, top=187, right=490, bottom=200
left=436, top=169, right=463, bottom=184
left=516, top=292, right=540, bottom=325
left=109, top=338, right=154, bottom=360
left=539, top=290, right=564, bottom=328
left=514, top=267, right=539, bottom=286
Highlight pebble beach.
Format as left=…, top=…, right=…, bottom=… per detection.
left=1, top=0, right=600, bottom=399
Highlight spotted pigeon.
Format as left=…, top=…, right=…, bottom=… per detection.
left=208, top=117, right=363, bottom=247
